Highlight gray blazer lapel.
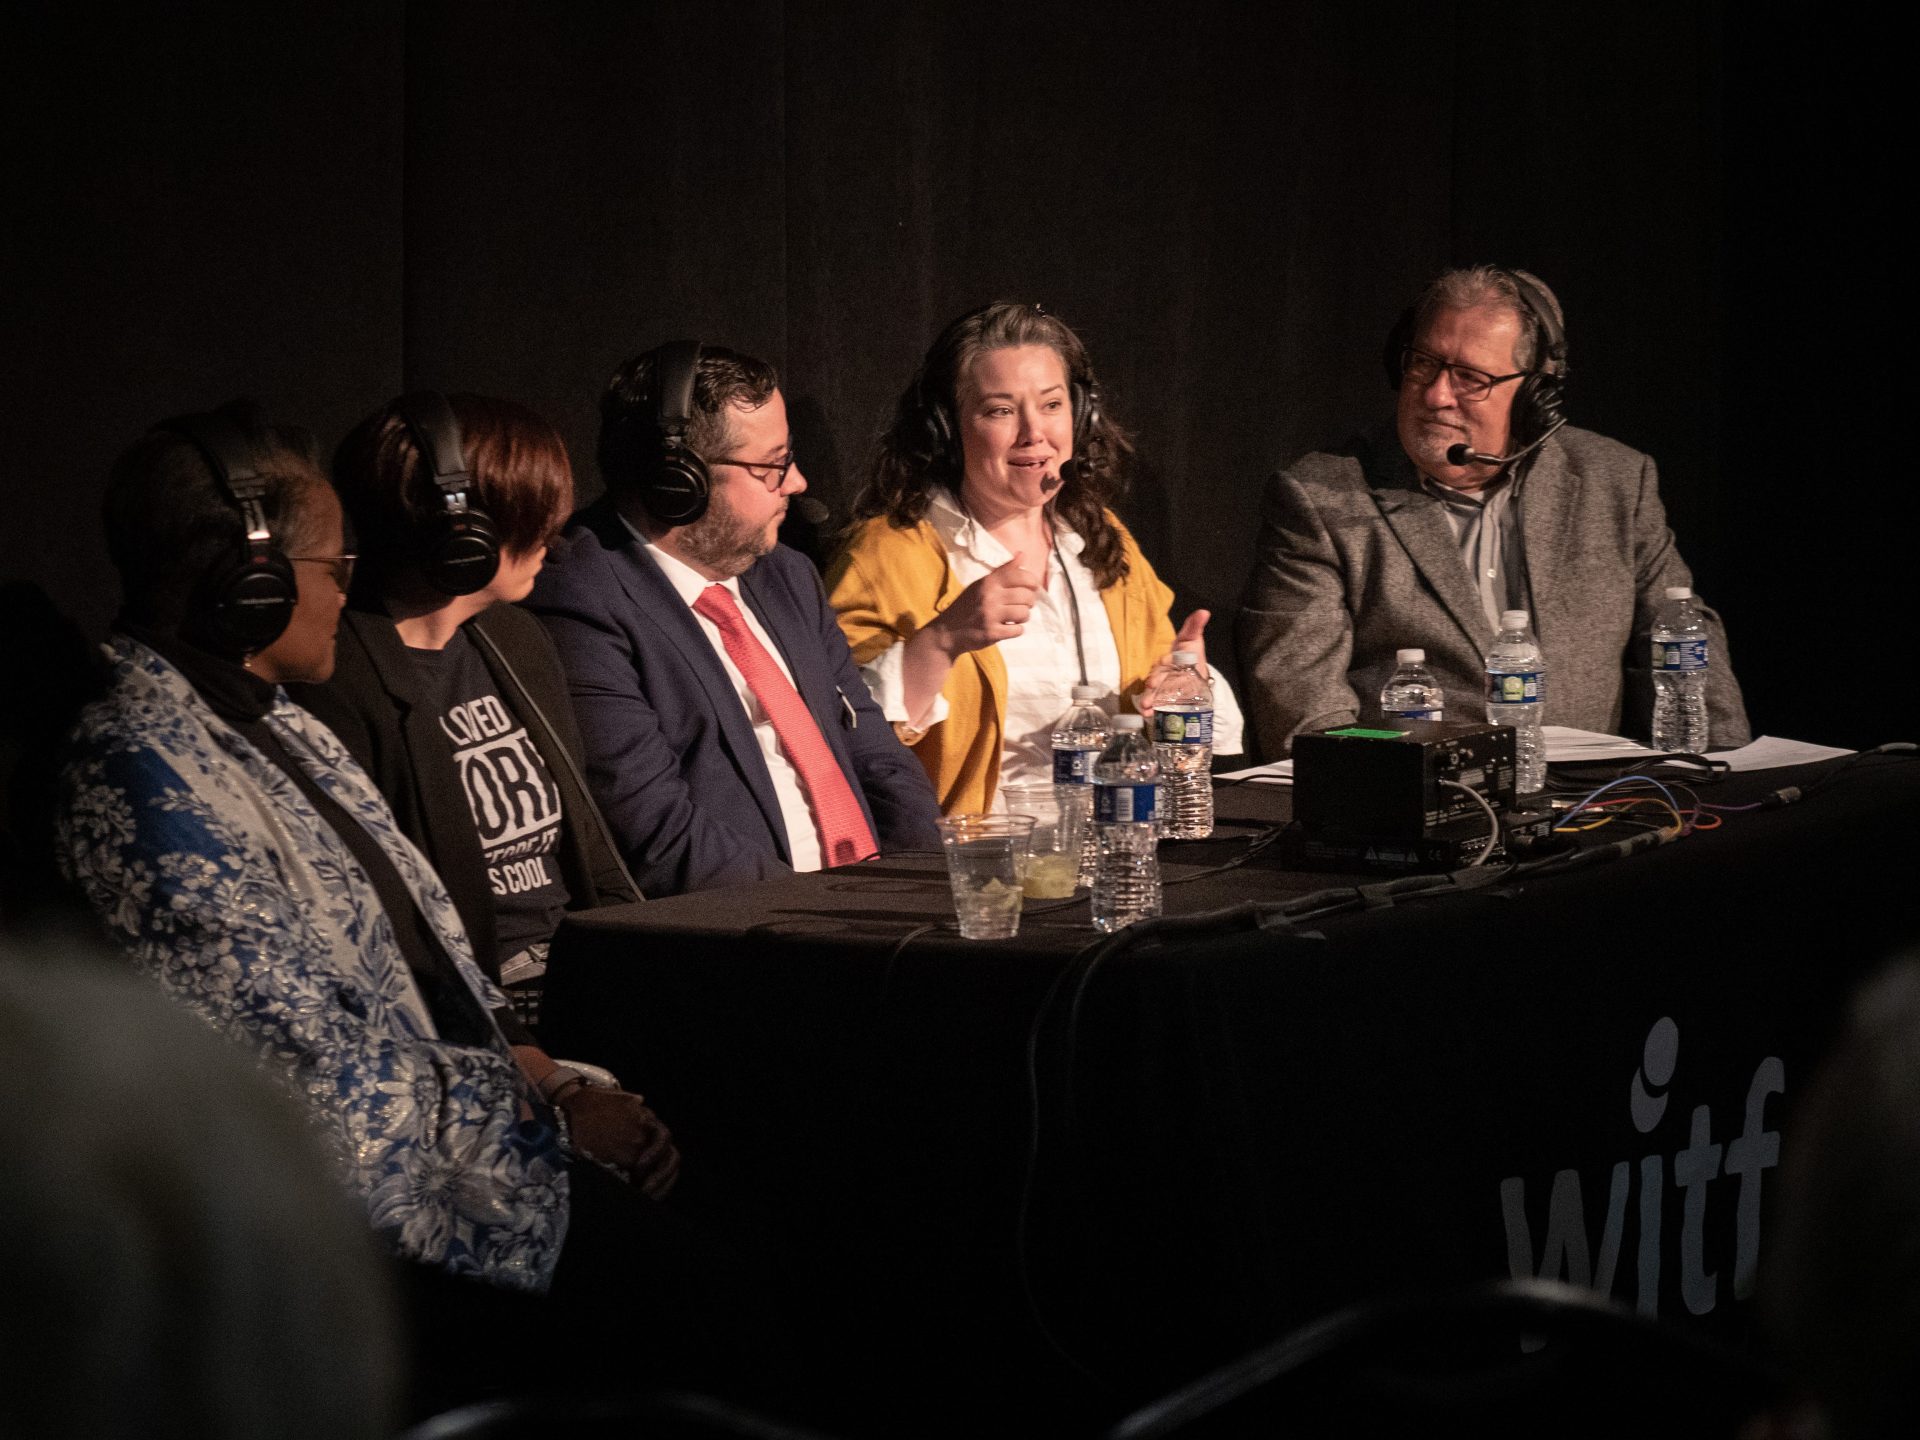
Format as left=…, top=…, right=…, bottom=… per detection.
left=1368, top=449, right=1488, bottom=655
left=1517, top=439, right=1581, bottom=653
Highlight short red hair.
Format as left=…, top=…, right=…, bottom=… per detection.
left=333, top=393, right=574, bottom=580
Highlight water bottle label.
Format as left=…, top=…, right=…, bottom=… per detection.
left=1152, top=708, right=1213, bottom=745
left=1094, top=782, right=1159, bottom=824
left=1385, top=707, right=1443, bottom=722
left=1052, top=746, right=1100, bottom=784
left=1652, top=638, right=1708, bottom=671
left=1485, top=670, right=1543, bottom=704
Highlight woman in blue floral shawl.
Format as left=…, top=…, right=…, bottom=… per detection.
left=55, top=406, right=569, bottom=1293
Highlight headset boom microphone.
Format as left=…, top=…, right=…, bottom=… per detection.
left=1444, top=416, right=1568, bottom=470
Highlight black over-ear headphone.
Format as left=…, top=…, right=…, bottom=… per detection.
left=915, top=305, right=1102, bottom=477
left=1499, top=269, right=1569, bottom=448
left=162, top=409, right=299, bottom=655
left=1382, top=268, right=1571, bottom=449
left=395, top=390, right=500, bottom=596
left=632, top=340, right=713, bottom=526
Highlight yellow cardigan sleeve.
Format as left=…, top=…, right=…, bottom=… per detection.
left=823, top=518, right=942, bottom=665
left=824, top=510, right=1184, bottom=813
left=826, top=518, right=1005, bottom=813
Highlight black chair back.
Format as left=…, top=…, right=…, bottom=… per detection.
left=1108, top=1278, right=1777, bottom=1440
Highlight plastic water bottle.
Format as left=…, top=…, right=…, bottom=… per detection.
left=1091, top=715, right=1161, bottom=933
left=1485, top=608, right=1547, bottom=795
left=1151, top=650, right=1214, bottom=839
left=1380, top=648, right=1445, bottom=723
left=1051, top=684, right=1109, bottom=886
left=1651, top=585, right=1711, bottom=754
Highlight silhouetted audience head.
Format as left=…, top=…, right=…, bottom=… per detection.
left=0, top=944, right=402, bottom=1438
left=1765, top=953, right=1920, bottom=1439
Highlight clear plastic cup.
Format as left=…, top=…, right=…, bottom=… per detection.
left=935, top=814, right=1035, bottom=939
left=999, top=782, right=1085, bottom=900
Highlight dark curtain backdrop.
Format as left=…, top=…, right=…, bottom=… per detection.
left=4, top=1, right=1905, bottom=749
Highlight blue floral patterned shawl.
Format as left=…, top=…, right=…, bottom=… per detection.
left=57, top=636, right=568, bottom=1290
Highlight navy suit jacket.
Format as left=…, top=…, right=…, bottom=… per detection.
left=525, top=496, right=942, bottom=896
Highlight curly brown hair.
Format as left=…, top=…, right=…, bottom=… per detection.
left=855, top=302, right=1136, bottom=588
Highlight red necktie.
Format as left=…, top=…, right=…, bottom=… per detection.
left=692, top=584, right=878, bottom=868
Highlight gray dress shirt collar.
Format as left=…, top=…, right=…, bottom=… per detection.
left=1419, top=472, right=1530, bottom=633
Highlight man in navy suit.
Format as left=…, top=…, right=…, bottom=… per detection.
left=526, top=342, right=941, bottom=896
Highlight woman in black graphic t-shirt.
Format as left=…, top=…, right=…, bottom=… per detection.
left=291, top=392, right=674, bottom=1197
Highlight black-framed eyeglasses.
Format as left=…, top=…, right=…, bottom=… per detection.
left=1400, top=346, right=1529, bottom=402
left=710, top=452, right=799, bottom=489
left=290, top=553, right=357, bottom=591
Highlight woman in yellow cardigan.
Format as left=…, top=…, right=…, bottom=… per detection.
left=826, top=302, right=1242, bottom=814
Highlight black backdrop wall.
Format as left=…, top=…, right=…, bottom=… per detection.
left=4, top=1, right=1906, bottom=750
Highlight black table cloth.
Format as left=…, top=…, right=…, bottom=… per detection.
left=543, top=755, right=1920, bottom=1434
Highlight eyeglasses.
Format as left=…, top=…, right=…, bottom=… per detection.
left=290, top=553, right=357, bottom=591
left=1400, top=346, right=1529, bottom=402
left=710, top=452, right=799, bottom=489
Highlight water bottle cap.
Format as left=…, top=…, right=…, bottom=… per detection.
left=1499, top=609, right=1530, bottom=630
left=1396, top=648, right=1425, bottom=663
left=1071, top=684, right=1102, bottom=701
left=1664, top=585, right=1692, bottom=600
left=1112, top=713, right=1145, bottom=731
left=1171, top=650, right=1200, bottom=666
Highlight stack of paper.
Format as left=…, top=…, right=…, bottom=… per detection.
left=1217, top=727, right=1853, bottom=786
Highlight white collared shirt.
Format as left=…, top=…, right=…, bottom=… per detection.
left=621, top=516, right=824, bottom=872
left=860, top=492, right=1245, bottom=791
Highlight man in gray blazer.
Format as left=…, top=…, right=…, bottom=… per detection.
left=1236, top=266, right=1750, bottom=758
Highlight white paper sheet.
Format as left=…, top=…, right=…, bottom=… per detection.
left=1218, top=759, right=1294, bottom=785
left=1704, top=735, right=1855, bottom=771
left=1541, top=725, right=1661, bottom=763
left=1218, top=728, right=1854, bottom=784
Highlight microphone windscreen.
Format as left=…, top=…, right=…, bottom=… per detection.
left=1445, top=443, right=1473, bottom=467
left=791, top=497, right=831, bottom=526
